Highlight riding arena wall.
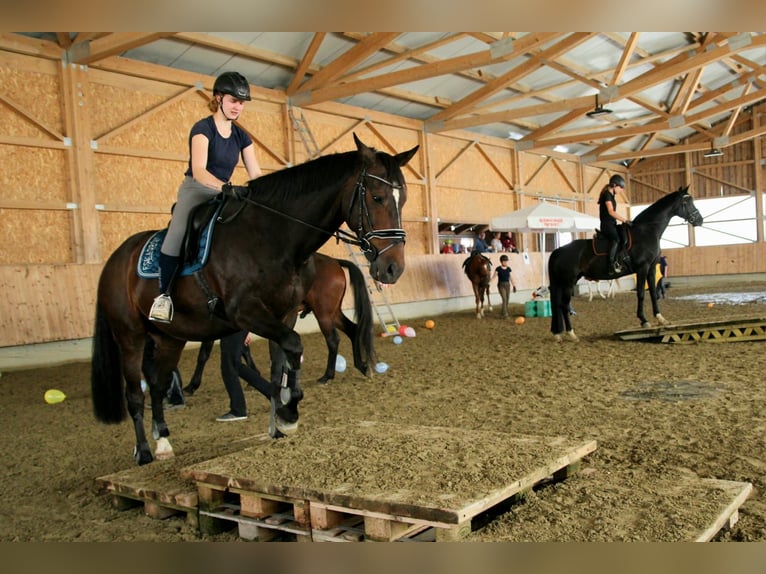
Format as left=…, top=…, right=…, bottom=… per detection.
left=1, top=48, right=765, bottom=346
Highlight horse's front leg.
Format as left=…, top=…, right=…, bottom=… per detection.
left=634, top=271, right=651, bottom=327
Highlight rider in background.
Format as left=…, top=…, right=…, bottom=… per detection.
left=598, top=174, right=630, bottom=274
left=149, top=71, right=263, bottom=323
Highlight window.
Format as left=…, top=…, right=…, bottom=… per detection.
left=630, top=193, right=758, bottom=249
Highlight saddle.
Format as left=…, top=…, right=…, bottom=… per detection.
left=592, top=225, right=632, bottom=256
left=137, top=197, right=225, bottom=279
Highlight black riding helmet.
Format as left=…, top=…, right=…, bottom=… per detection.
left=609, top=174, right=626, bottom=188
left=213, top=71, right=251, bottom=101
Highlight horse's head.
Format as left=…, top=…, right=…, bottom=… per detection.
left=346, top=133, right=419, bottom=283
left=674, top=186, right=704, bottom=227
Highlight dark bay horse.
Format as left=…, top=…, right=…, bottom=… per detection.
left=91, top=134, right=418, bottom=464
left=548, top=186, right=702, bottom=341
left=463, top=252, right=493, bottom=319
left=182, top=251, right=375, bottom=391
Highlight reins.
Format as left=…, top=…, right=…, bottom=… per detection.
left=222, top=168, right=406, bottom=262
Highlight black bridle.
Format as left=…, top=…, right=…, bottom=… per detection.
left=345, top=168, right=406, bottom=262
left=225, top=168, right=406, bottom=263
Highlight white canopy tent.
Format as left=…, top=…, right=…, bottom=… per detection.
left=490, top=202, right=600, bottom=287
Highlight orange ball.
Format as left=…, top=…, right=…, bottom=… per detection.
left=707, top=302, right=714, bottom=308
left=424, top=319, right=435, bottom=329
left=514, top=316, right=525, bottom=325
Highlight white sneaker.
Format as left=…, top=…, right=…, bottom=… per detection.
left=149, top=294, right=173, bottom=323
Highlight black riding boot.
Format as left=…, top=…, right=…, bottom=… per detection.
left=608, top=241, right=622, bottom=274
left=149, top=253, right=180, bottom=323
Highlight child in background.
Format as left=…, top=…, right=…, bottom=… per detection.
left=491, top=254, right=517, bottom=318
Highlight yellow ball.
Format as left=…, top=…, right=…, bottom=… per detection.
left=386, top=324, right=397, bottom=333
left=425, top=319, right=435, bottom=329
left=44, top=389, right=66, bottom=404
left=514, top=316, right=525, bottom=325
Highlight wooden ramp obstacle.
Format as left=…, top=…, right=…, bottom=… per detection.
left=95, top=422, right=752, bottom=542
left=182, top=422, right=597, bottom=542
left=616, top=316, right=766, bottom=343
left=95, top=433, right=271, bottom=527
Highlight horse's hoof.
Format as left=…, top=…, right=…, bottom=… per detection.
left=655, top=313, right=669, bottom=325
left=316, top=376, right=331, bottom=384
left=154, top=437, right=174, bottom=460
left=641, top=321, right=651, bottom=328
left=275, top=416, right=298, bottom=436
left=134, top=444, right=153, bottom=466
left=553, top=334, right=563, bottom=343
left=567, top=330, right=578, bottom=341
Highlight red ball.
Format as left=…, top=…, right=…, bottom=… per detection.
left=398, top=325, right=408, bottom=336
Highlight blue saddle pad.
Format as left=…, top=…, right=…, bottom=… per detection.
left=137, top=209, right=219, bottom=279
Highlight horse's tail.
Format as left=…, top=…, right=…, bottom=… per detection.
left=338, top=259, right=377, bottom=367
left=548, top=249, right=566, bottom=334
left=91, top=303, right=126, bottom=423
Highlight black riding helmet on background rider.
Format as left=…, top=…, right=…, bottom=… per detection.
left=609, top=174, right=625, bottom=188
left=213, top=71, right=251, bottom=101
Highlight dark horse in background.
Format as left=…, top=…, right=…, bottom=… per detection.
left=91, top=134, right=418, bottom=464
left=463, top=252, right=493, bottom=319
left=548, top=186, right=702, bottom=342
left=182, top=251, right=376, bottom=391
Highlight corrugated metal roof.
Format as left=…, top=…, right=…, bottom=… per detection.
left=11, top=31, right=766, bottom=164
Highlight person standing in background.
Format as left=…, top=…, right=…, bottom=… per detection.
left=656, top=252, right=668, bottom=299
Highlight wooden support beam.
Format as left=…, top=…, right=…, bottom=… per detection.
left=67, top=33, right=174, bottom=65
left=293, top=32, right=560, bottom=107
left=297, top=33, right=399, bottom=93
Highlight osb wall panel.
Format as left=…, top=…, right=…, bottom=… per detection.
left=430, top=135, right=512, bottom=191
left=0, top=53, right=63, bottom=137
left=435, top=186, right=515, bottom=223
left=94, top=154, right=184, bottom=209
left=0, top=210, right=72, bottom=265
left=0, top=146, right=68, bottom=202
left=99, top=212, right=171, bottom=261
left=0, top=263, right=101, bottom=346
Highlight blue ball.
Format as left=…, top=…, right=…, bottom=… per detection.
left=393, top=336, right=403, bottom=345
left=335, top=354, right=347, bottom=372
left=374, top=362, right=389, bottom=373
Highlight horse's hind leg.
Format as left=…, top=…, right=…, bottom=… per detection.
left=184, top=339, right=214, bottom=395
left=119, top=338, right=154, bottom=465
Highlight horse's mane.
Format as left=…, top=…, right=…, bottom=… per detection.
left=244, top=146, right=402, bottom=208
left=632, top=187, right=687, bottom=225
left=246, top=150, right=359, bottom=205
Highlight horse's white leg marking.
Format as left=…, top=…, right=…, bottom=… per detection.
left=154, top=437, right=174, bottom=460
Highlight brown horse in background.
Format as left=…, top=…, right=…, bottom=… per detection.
left=463, top=252, right=493, bottom=319
left=182, top=252, right=376, bottom=391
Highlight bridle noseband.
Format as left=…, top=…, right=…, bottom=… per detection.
left=344, top=168, right=406, bottom=262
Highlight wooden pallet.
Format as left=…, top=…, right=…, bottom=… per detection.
left=694, top=479, right=752, bottom=542
left=95, top=433, right=271, bottom=527
left=182, top=422, right=598, bottom=541
left=615, top=316, right=766, bottom=343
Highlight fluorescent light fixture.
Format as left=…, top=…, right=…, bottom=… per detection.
left=586, top=93, right=612, bottom=117
left=703, top=141, right=724, bottom=158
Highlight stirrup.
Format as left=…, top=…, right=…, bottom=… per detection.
left=149, top=294, right=173, bottom=323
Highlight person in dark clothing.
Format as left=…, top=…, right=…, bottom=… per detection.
left=656, top=252, right=669, bottom=299
left=598, top=174, right=631, bottom=273
left=491, top=254, right=517, bottom=318
left=216, top=330, right=270, bottom=422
